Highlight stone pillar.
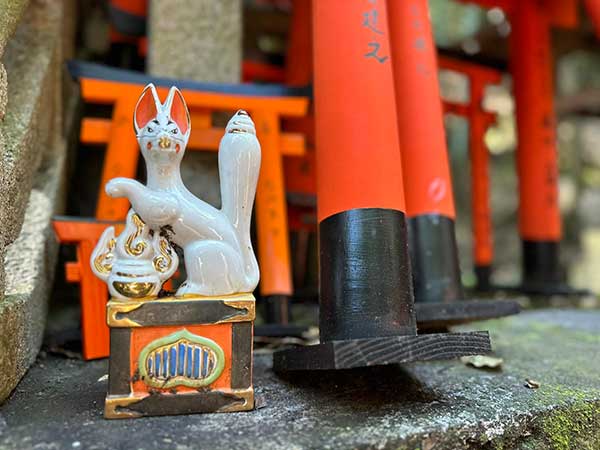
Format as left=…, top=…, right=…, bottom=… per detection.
left=148, top=0, right=241, bottom=83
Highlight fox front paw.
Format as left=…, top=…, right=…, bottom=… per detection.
left=105, top=178, right=143, bottom=198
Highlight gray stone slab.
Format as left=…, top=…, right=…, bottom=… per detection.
left=0, top=0, right=28, bottom=120
left=0, top=0, right=71, bottom=304
left=1, top=309, right=599, bottom=449
left=0, top=0, right=28, bottom=57
left=0, top=0, right=74, bottom=400
left=0, top=131, right=67, bottom=402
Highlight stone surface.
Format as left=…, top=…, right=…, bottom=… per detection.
left=0, top=0, right=66, bottom=302
left=0, top=0, right=31, bottom=291
left=0, top=0, right=28, bottom=120
left=0, top=0, right=74, bottom=401
left=0, top=122, right=68, bottom=403
left=0, top=0, right=28, bottom=57
left=1, top=309, right=600, bottom=449
left=148, top=0, right=241, bottom=83
left=0, top=0, right=63, bottom=247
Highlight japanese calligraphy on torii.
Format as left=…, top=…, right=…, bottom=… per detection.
left=363, top=0, right=388, bottom=63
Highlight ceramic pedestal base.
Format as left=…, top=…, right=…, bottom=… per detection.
left=105, top=293, right=255, bottom=419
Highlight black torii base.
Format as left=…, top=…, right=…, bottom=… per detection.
left=475, top=242, right=591, bottom=297
left=273, top=209, right=492, bottom=372
left=408, top=215, right=520, bottom=332
left=414, top=300, right=520, bottom=331
left=273, top=331, right=490, bottom=371
left=254, top=295, right=310, bottom=338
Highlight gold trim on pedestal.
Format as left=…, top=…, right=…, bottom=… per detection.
left=104, top=395, right=142, bottom=419
left=217, top=388, right=255, bottom=413
left=174, top=292, right=256, bottom=302
left=218, top=300, right=255, bottom=323
left=104, top=388, right=254, bottom=419
left=106, top=293, right=255, bottom=327
left=106, top=302, right=143, bottom=327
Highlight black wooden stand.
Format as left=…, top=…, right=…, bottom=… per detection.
left=474, top=242, right=589, bottom=297
left=407, top=215, right=520, bottom=331
left=273, top=209, right=491, bottom=371
left=254, top=295, right=309, bottom=338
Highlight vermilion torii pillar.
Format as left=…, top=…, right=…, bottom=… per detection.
left=388, top=0, right=462, bottom=305
left=274, top=0, right=490, bottom=371
left=469, top=79, right=496, bottom=291
left=386, top=0, right=519, bottom=326
left=510, top=0, right=566, bottom=293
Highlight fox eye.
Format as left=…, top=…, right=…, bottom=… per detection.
left=170, top=129, right=177, bottom=134
left=147, top=126, right=153, bottom=133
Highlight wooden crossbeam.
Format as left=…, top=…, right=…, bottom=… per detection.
left=80, top=117, right=305, bottom=156
left=81, top=78, right=308, bottom=115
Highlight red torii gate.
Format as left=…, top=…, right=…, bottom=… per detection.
left=458, top=0, right=586, bottom=293
left=437, top=56, right=501, bottom=291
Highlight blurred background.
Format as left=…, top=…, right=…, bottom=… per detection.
left=70, top=0, right=600, bottom=292
left=2, top=0, right=600, bottom=403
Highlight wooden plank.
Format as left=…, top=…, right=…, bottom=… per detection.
left=415, top=300, right=521, bottom=330
left=65, top=262, right=81, bottom=282
left=442, top=103, right=497, bottom=122
left=231, top=323, right=253, bottom=389
left=438, top=56, right=502, bottom=83
left=53, top=219, right=126, bottom=360
left=273, top=332, right=492, bottom=371
left=108, top=328, right=132, bottom=396
left=108, top=300, right=253, bottom=327
left=78, top=240, right=111, bottom=360
left=53, top=219, right=123, bottom=242
left=113, top=390, right=252, bottom=417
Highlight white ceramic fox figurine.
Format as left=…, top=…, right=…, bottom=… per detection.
left=102, top=84, right=261, bottom=297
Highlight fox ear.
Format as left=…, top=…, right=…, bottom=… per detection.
left=164, top=86, right=190, bottom=135
left=134, top=84, right=161, bottom=133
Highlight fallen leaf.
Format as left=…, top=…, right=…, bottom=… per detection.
left=524, top=378, right=540, bottom=389
left=461, top=355, right=503, bottom=370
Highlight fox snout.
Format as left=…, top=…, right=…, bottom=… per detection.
left=158, top=135, right=172, bottom=149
